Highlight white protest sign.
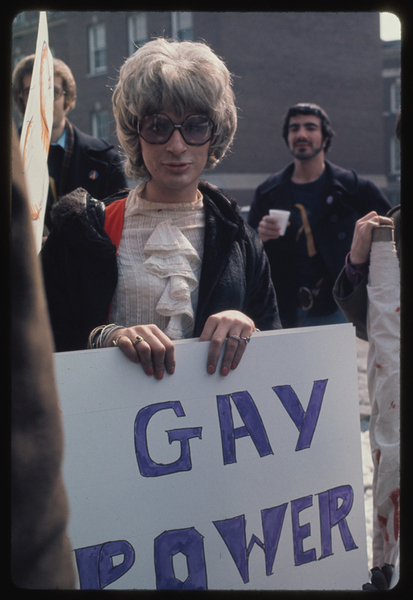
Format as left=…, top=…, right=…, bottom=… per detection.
left=54, top=324, right=368, bottom=590
left=19, top=11, right=53, bottom=253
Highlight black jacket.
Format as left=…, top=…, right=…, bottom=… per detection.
left=41, top=182, right=281, bottom=352
left=64, top=123, right=128, bottom=199
left=248, top=160, right=391, bottom=327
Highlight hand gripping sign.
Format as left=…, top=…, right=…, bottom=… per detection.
left=54, top=325, right=368, bottom=590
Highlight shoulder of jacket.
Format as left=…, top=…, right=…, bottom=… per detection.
left=256, top=163, right=294, bottom=195
left=50, top=187, right=104, bottom=227
left=199, top=180, right=250, bottom=239
left=324, top=160, right=360, bottom=194
left=72, top=122, right=116, bottom=154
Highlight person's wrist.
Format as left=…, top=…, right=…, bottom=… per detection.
left=345, top=252, right=368, bottom=286
left=349, top=251, right=368, bottom=266
left=87, top=323, right=124, bottom=348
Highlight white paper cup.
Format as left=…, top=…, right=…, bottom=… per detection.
left=269, top=209, right=290, bottom=236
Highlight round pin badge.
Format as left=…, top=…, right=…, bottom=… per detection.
left=89, top=170, right=99, bottom=180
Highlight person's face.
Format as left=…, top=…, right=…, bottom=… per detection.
left=287, top=114, right=327, bottom=160
left=21, top=73, right=69, bottom=131
left=139, top=109, right=212, bottom=202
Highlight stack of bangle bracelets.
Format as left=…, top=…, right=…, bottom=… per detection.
left=87, top=323, right=124, bottom=349
left=87, top=324, right=261, bottom=350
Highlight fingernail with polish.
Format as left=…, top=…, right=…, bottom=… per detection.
left=221, top=366, right=229, bottom=376
left=207, top=365, right=215, bottom=374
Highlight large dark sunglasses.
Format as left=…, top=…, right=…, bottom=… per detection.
left=138, top=113, right=215, bottom=145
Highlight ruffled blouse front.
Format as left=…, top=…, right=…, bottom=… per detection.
left=109, top=184, right=205, bottom=339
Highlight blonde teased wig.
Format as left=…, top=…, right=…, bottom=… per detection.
left=112, top=38, right=237, bottom=180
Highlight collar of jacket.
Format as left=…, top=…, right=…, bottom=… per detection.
left=259, top=160, right=360, bottom=200
left=199, top=181, right=243, bottom=253
left=198, top=179, right=245, bottom=259
left=195, top=181, right=245, bottom=332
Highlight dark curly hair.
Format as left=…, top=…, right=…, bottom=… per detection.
left=282, top=103, right=335, bottom=152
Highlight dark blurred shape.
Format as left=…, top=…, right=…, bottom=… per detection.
left=11, top=125, right=76, bottom=588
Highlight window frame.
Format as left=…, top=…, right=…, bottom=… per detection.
left=88, top=22, right=107, bottom=75
left=127, top=12, right=148, bottom=55
left=171, top=11, right=193, bottom=41
left=390, top=135, right=400, bottom=176
left=91, top=108, right=110, bottom=142
left=390, top=78, right=401, bottom=115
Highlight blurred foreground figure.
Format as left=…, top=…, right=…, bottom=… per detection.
left=333, top=112, right=401, bottom=589
left=335, top=217, right=400, bottom=591
left=367, top=224, right=400, bottom=573
left=11, top=126, right=76, bottom=589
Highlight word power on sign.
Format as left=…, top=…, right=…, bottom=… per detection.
left=74, top=483, right=358, bottom=590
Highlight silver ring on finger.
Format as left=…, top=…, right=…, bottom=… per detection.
left=132, top=335, right=145, bottom=346
left=228, top=334, right=241, bottom=342
left=240, top=336, right=251, bottom=344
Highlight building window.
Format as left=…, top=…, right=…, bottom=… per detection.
left=390, top=78, right=401, bottom=114
left=91, top=109, right=110, bottom=142
left=171, top=12, right=192, bottom=41
left=128, top=13, right=147, bottom=55
left=88, top=23, right=107, bottom=75
left=390, top=136, right=400, bottom=175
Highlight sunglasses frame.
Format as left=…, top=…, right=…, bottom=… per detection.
left=138, top=113, right=215, bottom=146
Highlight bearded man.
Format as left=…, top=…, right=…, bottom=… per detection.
left=248, top=103, right=390, bottom=328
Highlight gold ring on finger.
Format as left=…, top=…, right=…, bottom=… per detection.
left=112, top=335, right=125, bottom=347
left=132, top=335, right=145, bottom=346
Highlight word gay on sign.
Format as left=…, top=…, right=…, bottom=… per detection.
left=54, top=325, right=368, bottom=590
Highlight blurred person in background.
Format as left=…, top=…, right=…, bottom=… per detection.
left=12, top=54, right=128, bottom=235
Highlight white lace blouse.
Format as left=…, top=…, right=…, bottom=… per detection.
left=109, top=183, right=205, bottom=340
